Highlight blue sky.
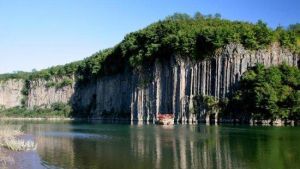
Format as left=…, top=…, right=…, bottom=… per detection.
left=0, top=0, right=299, bottom=73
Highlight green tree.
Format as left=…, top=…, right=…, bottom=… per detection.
left=229, top=64, right=300, bottom=122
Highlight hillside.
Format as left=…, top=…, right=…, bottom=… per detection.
left=1, top=13, right=298, bottom=82
left=0, top=13, right=299, bottom=124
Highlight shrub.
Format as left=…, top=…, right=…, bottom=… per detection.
left=228, top=64, right=300, bottom=120
left=0, top=126, right=37, bottom=152
left=0, top=103, right=72, bottom=118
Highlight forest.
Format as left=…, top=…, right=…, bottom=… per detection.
left=0, top=13, right=299, bottom=82
left=226, top=64, right=300, bottom=122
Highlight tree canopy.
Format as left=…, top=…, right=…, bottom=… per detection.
left=0, top=12, right=299, bottom=82
left=228, top=64, right=300, bottom=121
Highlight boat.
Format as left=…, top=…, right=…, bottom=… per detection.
left=156, top=113, right=174, bottom=125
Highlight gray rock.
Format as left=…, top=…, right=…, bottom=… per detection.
left=0, top=44, right=298, bottom=123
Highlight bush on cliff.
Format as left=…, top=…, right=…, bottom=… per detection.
left=227, top=64, right=300, bottom=121
left=288, top=23, right=300, bottom=48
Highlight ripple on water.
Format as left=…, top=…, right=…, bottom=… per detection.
left=38, top=131, right=111, bottom=140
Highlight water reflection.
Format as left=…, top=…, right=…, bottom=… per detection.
left=5, top=121, right=300, bottom=169
left=128, top=125, right=236, bottom=169
left=25, top=124, right=76, bottom=168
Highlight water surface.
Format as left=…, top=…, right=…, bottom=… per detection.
left=2, top=121, right=300, bottom=169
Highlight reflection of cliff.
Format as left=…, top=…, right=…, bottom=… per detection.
left=128, top=126, right=300, bottom=169
left=129, top=125, right=237, bottom=169
left=224, top=127, right=300, bottom=169
left=26, top=124, right=76, bottom=169
left=36, top=136, right=76, bottom=168
left=31, top=124, right=300, bottom=169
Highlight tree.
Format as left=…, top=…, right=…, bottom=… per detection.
left=165, top=13, right=191, bottom=21
left=288, top=23, right=300, bottom=35
left=254, top=20, right=273, bottom=47
left=194, top=12, right=204, bottom=20
left=229, top=64, right=300, bottom=122
left=192, top=95, right=220, bottom=123
left=1, top=12, right=298, bottom=86
left=214, top=13, right=222, bottom=19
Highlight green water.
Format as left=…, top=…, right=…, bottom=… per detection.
left=3, top=121, right=300, bottom=169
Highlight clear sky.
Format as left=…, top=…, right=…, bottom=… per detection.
left=0, top=0, right=299, bottom=73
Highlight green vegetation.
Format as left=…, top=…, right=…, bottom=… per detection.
left=0, top=125, right=36, bottom=168
left=227, top=64, right=300, bottom=121
left=64, top=13, right=299, bottom=82
left=191, top=95, right=228, bottom=122
left=0, top=13, right=299, bottom=120
left=0, top=71, right=30, bottom=81
left=21, top=80, right=30, bottom=107
left=29, top=62, right=80, bottom=80
left=0, top=102, right=72, bottom=118
left=45, top=78, right=73, bottom=89
left=0, top=12, right=298, bottom=82
left=288, top=23, right=300, bottom=47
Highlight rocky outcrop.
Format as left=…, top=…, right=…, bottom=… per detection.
left=73, top=43, right=299, bottom=123
left=0, top=44, right=298, bottom=123
left=0, top=79, right=24, bottom=108
left=27, top=79, right=75, bottom=108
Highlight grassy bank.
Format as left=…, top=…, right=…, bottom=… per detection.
left=0, top=126, right=36, bottom=151
left=0, top=126, right=37, bottom=168
left=0, top=102, right=72, bottom=118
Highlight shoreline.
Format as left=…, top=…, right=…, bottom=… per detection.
left=0, top=117, right=299, bottom=126
left=0, top=117, right=79, bottom=121
left=0, top=129, right=40, bottom=168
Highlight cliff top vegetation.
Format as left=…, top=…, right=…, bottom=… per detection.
left=1, top=12, right=299, bottom=82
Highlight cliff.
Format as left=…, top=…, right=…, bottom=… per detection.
left=27, top=79, right=75, bottom=108
left=73, top=43, right=298, bottom=122
left=0, top=43, right=298, bottom=122
left=0, top=79, right=24, bottom=108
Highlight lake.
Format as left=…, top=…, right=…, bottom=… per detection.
left=1, top=121, right=300, bottom=169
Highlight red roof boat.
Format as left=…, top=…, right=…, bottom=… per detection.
left=156, top=113, right=174, bottom=125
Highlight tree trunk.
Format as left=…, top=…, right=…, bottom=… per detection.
left=205, top=113, right=210, bottom=124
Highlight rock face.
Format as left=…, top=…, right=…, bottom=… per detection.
left=73, top=44, right=299, bottom=122
left=0, top=44, right=298, bottom=122
left=27, top=79, right=75, bottom=108
left=0, top=79, right=24, bottom=108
